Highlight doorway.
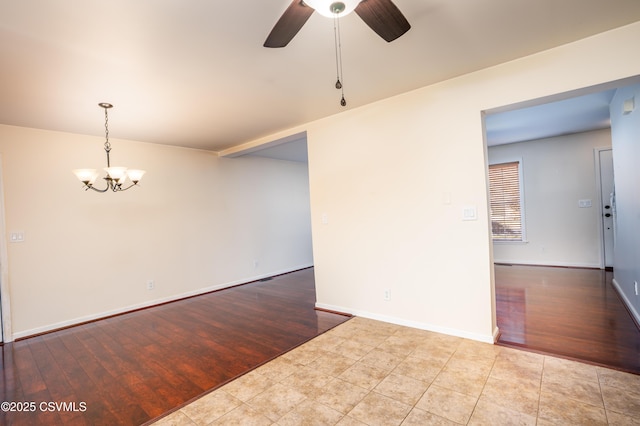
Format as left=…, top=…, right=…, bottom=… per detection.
left=485, top=78, right=640, bottom=369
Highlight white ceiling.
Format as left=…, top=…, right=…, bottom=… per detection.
left=2, top=1, right=640, bottom=153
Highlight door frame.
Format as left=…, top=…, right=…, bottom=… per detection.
left=594, top=147, right=614, bottom=270
left=0, top=154, right=12, bottom=342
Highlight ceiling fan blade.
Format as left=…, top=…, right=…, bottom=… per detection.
left=355, top=0, right=411, bottom=42
left=264, top=1, right=315, bottom=48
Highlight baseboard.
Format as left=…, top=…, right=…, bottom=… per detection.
left=493, top=260, right=602, bottom=269
left=315, top=302, right=496, bottom=344
left=12, top=264, right=313, bottom=341
left=492, top=326, right=501, bottom=343
left=612, top=278, right=640, bottom=329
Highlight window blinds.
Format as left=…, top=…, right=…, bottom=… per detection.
left=489, top=161, right=523, bottom=240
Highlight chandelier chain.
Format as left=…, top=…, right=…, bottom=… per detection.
left=104, top=107, right=111, bottom=153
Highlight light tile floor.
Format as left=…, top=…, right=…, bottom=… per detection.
left=153, top=317, right=640, bottom=425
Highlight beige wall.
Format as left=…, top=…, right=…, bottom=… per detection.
left=302, top=22, right=640, bottom=343
left=0, top=125, right=313, bottom=339
left=490, top=129, right=611, bottom=268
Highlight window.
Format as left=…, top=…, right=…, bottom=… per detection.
left=489, top=161, right=525, bottom=241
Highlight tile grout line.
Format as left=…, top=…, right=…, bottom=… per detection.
left=467, top=351, right=499, bottom=425
left=537, top=355, right=547, bottom=424
left=596, top=367, right=610, bottom=425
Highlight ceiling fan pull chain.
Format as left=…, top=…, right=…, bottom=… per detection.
left=333, top=15, right=342, bottom=89
left=333, top=14, right=346, bottom=107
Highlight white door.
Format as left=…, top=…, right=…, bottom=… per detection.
left=599, top=149, right=615, bottom=268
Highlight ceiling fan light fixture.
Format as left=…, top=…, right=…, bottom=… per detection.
left=304, top=0, right=361, bottom=18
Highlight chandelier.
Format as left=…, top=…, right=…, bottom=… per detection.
left=73, top=103, right=145, bottom=192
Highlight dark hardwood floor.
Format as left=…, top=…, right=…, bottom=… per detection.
left=495, top=264, right=640, bottom=374
left=0, top=268, right=350, bottom=426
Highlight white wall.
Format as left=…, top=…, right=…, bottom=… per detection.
left=0, top=124, right=313, bottom=339
left=301, top=22, right=640, bottom=343
left=610, top=83, right=640, bottom=323
left=489, top=129, right=611, bottom=268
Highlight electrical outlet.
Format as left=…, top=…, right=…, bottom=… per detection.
left=147, top=280, right=155, bottom=291
left=383, top=289, right=390, bottom=301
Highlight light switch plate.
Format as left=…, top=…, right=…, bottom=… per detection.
left=462, top=206, right=477, bottom=221
left=9, top=231, right=25, bottom=243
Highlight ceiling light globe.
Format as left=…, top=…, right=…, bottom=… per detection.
left=126, top=169, right=146, bottom=184
left=305, top=0, right=361, bottom=18
left=73, top=169, right=99, bottom=185
left=105, top=166, right=128, bottom=181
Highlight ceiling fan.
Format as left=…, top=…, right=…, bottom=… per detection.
left=264, top=0, right=411, bottom=48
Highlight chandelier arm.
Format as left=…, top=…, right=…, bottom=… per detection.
left=116, top=182, right=141, bottom=191
left=91, top=176, right=116, bottom=193
left=85, top=184, right=109, bottom=193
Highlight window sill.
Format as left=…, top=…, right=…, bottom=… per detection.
left=493, top=240, right=529, bottom=244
